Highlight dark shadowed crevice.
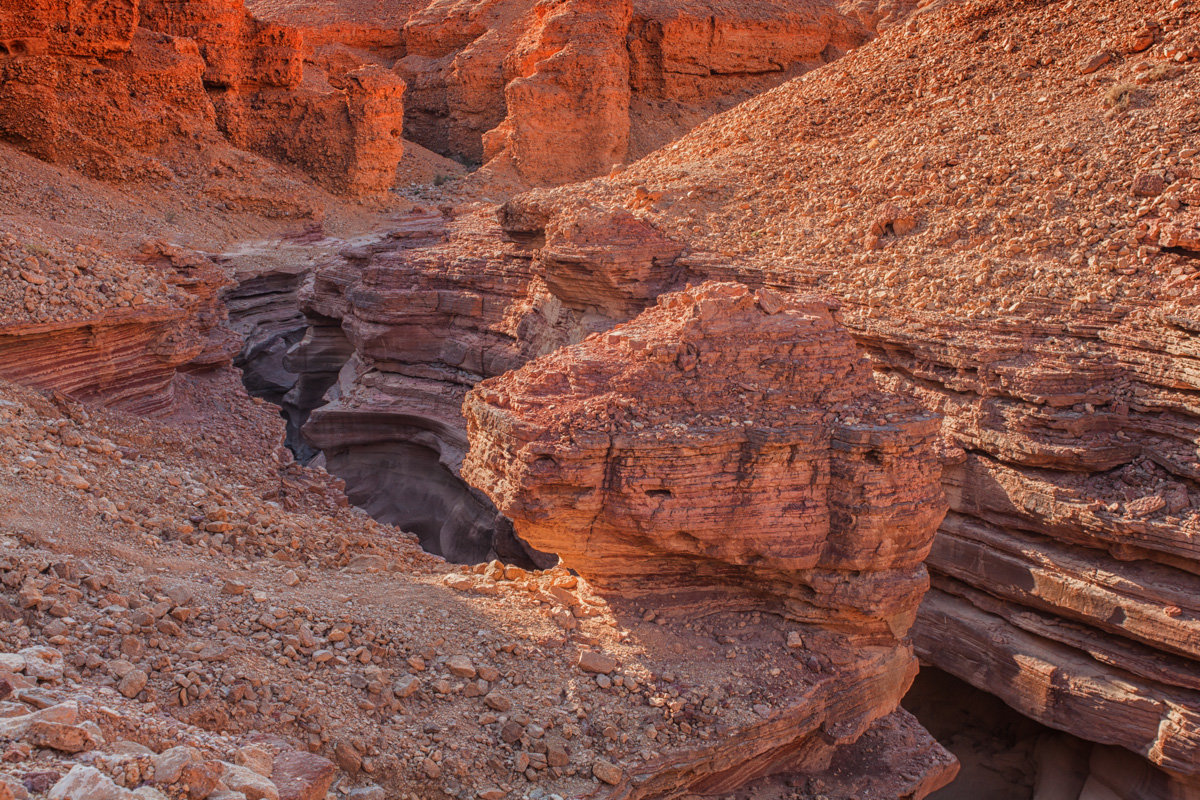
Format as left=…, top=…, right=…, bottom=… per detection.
left=226, top=273, right=553, bottom=569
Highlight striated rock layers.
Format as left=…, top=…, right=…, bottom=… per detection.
left=0, top=234, right=233, bottom=414
left=0, top=0, right=405, bottom=194
left=458, top=281, right=953, bottom=796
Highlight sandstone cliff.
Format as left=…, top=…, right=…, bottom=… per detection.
left=0, top=0, right=407, bottom=194
left=395, top=0, right=873, bottom=184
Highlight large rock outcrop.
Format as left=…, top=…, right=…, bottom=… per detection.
left=457, top=281, right=952, bottom=796
left=463, top=282, right=945, bottom=622
left=0, top=0, right=406, bottom=194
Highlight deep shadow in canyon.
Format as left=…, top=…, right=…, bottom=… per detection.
left=225, top=270, right=553, bottom=568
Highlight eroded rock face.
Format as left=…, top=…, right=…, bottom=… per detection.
left=459, top=281, right=951, bottom=794
left=395, top=0, right=873, bottom=183
left=452, top=0, right=1200, bottom=793
left=0, top=26, right=218, bottom=180
left=481, top=0, right=633, bottom=185
left=214, top=64, right=407, bottom=196
left=0, top=0, right=138, bottom=57
left=0, top=0, right=405, bottom=194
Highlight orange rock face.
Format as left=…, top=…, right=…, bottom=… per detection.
left=0, top=0, right=138, bottom=57
left=0, top=0, right=405, bottom=194
left=481, top=0, right=633, bottom=185
left=0, top=26, right=217, bottom=180
left=397, top=0, right=873, bottom=183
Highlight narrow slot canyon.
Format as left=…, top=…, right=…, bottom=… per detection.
left=225, top=268, right=553, bottom=567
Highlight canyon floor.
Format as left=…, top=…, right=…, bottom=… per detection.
left=1, top=0, right=1199, bottom=798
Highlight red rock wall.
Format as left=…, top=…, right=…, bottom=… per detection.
left=481, top=0, right=633, bottom=185
left=395, top=0, right=875, bottom=184
left=0, top=0, right=405, bottom=194
left=0, top=0, right=138, bottom=57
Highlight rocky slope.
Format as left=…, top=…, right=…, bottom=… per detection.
left=457, top=0, right=1199, bottom=794
left=272, top=0, right=1200, bottom=794
left=0, top=368, right=957, bottom=799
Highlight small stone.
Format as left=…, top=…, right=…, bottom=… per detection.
left=483, top=691, right=512, bottom=712
left=117, top=669, right=148, bottom=699
left=393, top=675, right=420, bottom=698
left=1131, top=173, right=1165, bottom=197
left=592, top=759, right=622, bottom=785
left=25, top=721, right=93, bottom=753
left=152, top=746, right=202, bottom=785
left=235, top=746, right=274, bottom=778
left=577, top=650, right=617, bottom=675
left=271, top=750, right=336, bottom=800
left=446, top=656, right=476, bottom=678
left=281, top=571, right=300, bottom=587
left=222, top=581, right=247, bottom=596
left=1079, top=51, right=1111, bottom=74
left=220, top=762, right=279, bottom=800
left=500, top=720, right=524, bottom=743
left=47, top=766, right=126, bottom=800
left=18, top=647, right=63, bottom=682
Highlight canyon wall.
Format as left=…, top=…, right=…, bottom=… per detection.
left=286, top=230, right=957, bottom=791
left=0, top=0, right=406, bottom=194
left=452, top=0, right=1200, bottom=794
left=395, top=0, right=872, bottom=182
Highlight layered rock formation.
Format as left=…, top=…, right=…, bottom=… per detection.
left=276, top=0, right=1200, bottom=792
left=431, top=0, right=1200, bottom=793
left=0, top=229, right=232, bottom=414
left=463, top=283, right=944, bottom=619
left=0, top=0, right=406, bottom=194
left=459, top=281, right=951, bottom=795
left=395, top=0, right=872, bottom=182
